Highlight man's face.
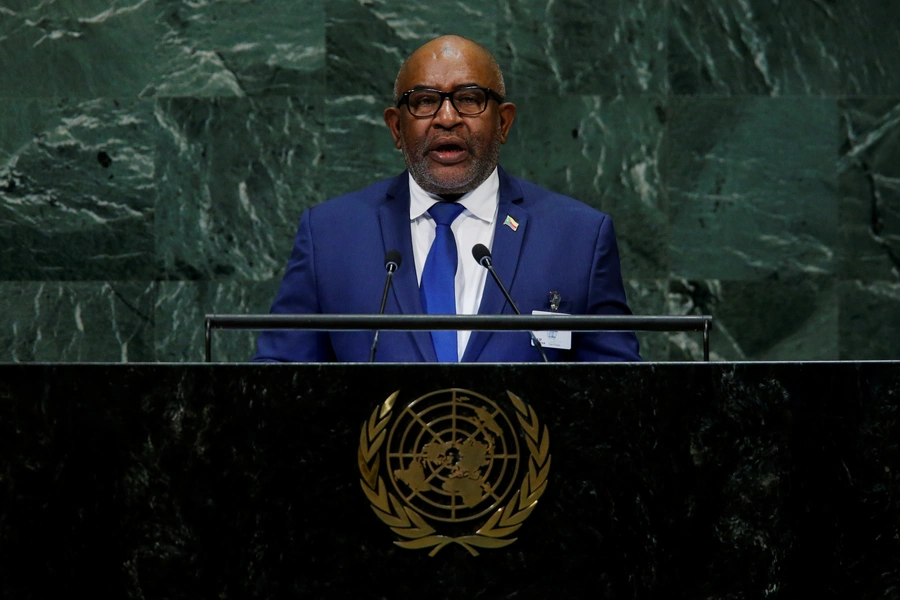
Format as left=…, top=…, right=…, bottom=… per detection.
left=384, top=40, right=516, bottom=199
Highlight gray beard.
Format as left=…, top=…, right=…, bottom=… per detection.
left=402, top=130, right=502, bottom=198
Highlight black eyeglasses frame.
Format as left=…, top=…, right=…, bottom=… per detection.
left=395, top=85, right=505, bottom=117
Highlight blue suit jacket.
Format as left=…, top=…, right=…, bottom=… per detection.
left=253, top=167, right=641, bottom=362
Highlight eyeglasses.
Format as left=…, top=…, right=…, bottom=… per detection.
left=396, top=86, right=505, bottom=117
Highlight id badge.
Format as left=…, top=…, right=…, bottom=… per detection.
left=531, top=310, right=572, bottom=350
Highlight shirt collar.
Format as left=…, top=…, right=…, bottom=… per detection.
left=408, top=168, right=499, bottom=223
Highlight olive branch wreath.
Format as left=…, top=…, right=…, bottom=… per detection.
left=357, top=390, right=551, bottom=557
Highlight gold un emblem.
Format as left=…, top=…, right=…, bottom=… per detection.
left=358, top=388, right=551, bottom=556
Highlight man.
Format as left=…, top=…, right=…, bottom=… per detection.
left=253, top=35, right=640, bottom=362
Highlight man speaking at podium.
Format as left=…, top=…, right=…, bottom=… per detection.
left=253, top=35, right=641, bottom=363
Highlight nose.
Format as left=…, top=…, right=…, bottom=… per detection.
left=432, top=95, right=462, bottom=127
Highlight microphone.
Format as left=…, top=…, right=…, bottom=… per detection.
left=369, top=250, right=402, bottom=362
left=384, top=250, right=402, bottom=275
left=472, top=244, right=548, bottom=362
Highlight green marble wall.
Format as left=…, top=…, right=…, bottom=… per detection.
left=1, top=0, right=898, bottom=362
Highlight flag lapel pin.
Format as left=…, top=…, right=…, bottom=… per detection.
left=503, top=215, right=519, bottom=231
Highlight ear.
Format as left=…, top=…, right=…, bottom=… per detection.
left=497, top=102, right=516, bottom=144
left=383, top=107, right=403, bottom=149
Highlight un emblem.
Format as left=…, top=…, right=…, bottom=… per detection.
left=358, top=389, right=551, bottom=556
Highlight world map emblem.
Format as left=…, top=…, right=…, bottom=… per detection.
left=358, top=388, right=551, bottom=556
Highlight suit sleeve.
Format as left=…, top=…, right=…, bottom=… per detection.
left=571, top=214, right=642, bottom=362
left=252, top=209, right=335, bottom=362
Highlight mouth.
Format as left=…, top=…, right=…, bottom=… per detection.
left=427, top=138, right=469, bottom=164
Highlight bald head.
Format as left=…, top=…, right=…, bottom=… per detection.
left=393, top=35, right=506, bottom=101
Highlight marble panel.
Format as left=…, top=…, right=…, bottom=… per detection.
left=0, top=0, right=325, bottom=100
left=669, top=0, right=900, bottom=96
left=838, top=98, right=900, bottom=281
left=665, top=96, right=837, bottom=280
left=624, top=279, right=672, bottom=362
left=504, top=94, right=669, bottom=279
left=320, top=94, right=406, bottom=200
left=4, top=0, right=897, bottom=365
left=651, top=278, right=838, bottom=361
left=839, top=280, right=900, bottom=360
left=0, top=97, right=157, bottom=280
left=498, top=0, right=667, bottom=96
left=325, top=0, right=498, bottom=97
left=601, top=278, right=821, bottom=363
left=0, top=0, right=165, bottom=98
left=715, top=277, right=837, bottom=361
left=151, top=0, right=325, bottom=97
left=154, top=280, right=280, bottom=362
left=0, top=281, right=156, bottom=362
left=154, top=95, right=325, bottom=281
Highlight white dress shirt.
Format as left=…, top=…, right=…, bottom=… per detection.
left=409, top=168, right=499, bottom=361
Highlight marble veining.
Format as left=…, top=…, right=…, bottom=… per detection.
left=0, top=281, right=155, bottom=362
left=839, top=99, right=900, bottom=281
left=1, top=0, right=899, bottom=361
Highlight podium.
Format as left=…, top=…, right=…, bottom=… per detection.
left=1, top=361, right=898, bottom=598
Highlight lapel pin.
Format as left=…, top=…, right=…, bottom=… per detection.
left=549, top=291, right=561, bottom=313
left=503, top=215, right=519, bottom=231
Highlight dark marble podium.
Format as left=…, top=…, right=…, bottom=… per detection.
left=1, top=362, right=898, bottom=599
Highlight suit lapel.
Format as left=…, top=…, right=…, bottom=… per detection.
left=463, top=168, right=528, bottom=362
left=379, top=172, right=437, bottom=361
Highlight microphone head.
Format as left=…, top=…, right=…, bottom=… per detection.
left=472, top=243, right=492, bottom=267
left=384, top=250, right=402, bottom=272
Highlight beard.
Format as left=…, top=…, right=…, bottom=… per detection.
left=401, top=124, right=502, bottom=197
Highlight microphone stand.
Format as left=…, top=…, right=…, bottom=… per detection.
left=369, top=252, right=401, bottom=362
left=473, top=245, right=549, bottom=363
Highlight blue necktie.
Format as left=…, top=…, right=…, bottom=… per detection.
left=420, top=202, right=466, bottom=362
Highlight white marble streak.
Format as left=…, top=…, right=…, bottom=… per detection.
left=78, top=0, right=152, bottom=25
left=840, top=102, right=900, bottom=167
